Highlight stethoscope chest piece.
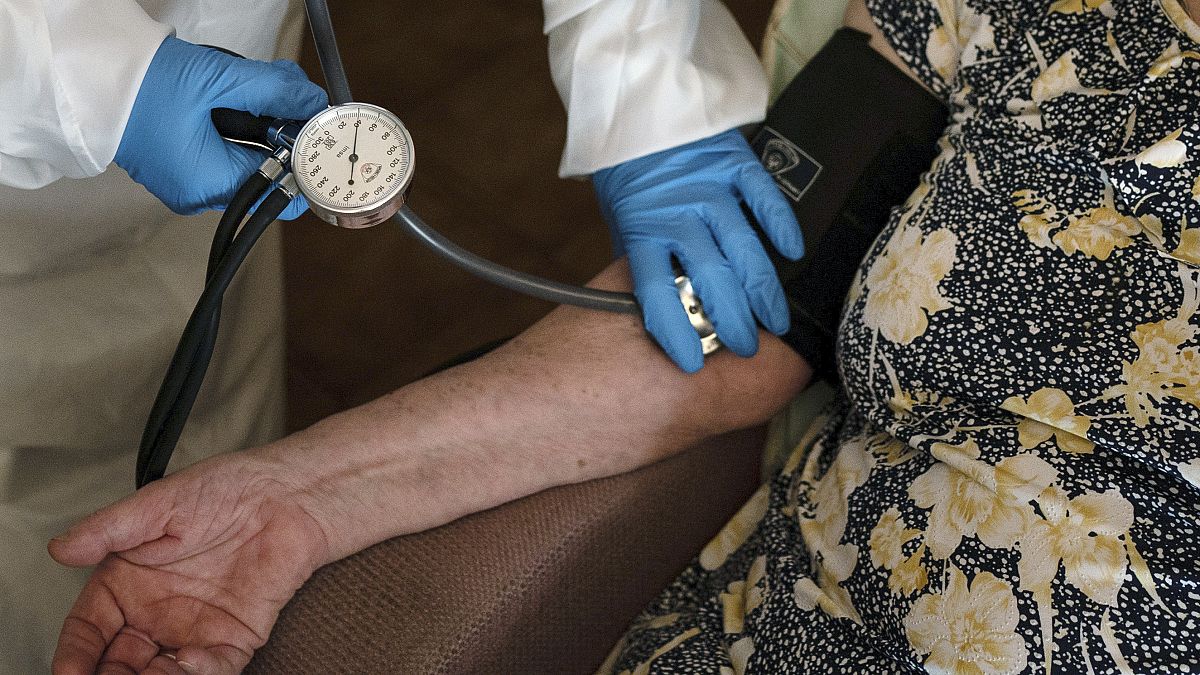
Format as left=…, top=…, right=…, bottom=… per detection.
left=675, top=274, right=722, bottom=355
left=292, top=103, right=415, bottom=229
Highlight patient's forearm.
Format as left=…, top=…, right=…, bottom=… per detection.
left=263, top=259, right=809, bottom=565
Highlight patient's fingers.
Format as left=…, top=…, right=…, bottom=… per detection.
left=52, top=582, right=124, bottom=675
left=175, top=644, right=255, bottom=675
left=143, top=654, right=188, bottom=675
left=54, top=618, right=108, bottom=675
left=97, top=627, right=160, bottom=674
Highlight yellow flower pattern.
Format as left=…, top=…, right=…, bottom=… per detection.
left=1018, top=486, right=1139, bottom=672
left=1105, top=311, right=1200, bottom=426
left=720, top=556, right=767, bottom=634
left=909, top=439, right=1058, bottom=559
left=1179, top=458, right=1200, bottom=488
left=794, top=437, right=875, bottom=623
left=1001, top=388, right=1095, bottom=453
left=699, top=485, right=769, bottom=571
left=868, top=508, right=929, bottom=595
left=1020, top=487, right=1134, bottom=607
left=925, top=0, right=995, bottom=83
left=1109, top=125, right=1200, bottom=265
left=904, top=568, right=1029, bottom=675
left=1135, top=127, right=1189, bottom=169
left=868, top=507, right=919, bottom=570
left=1051, top=207, right=1142, bottom=260
left=1031, top=51, right=1086, bottom=105
left=1013, top=191, right=1143, bottom=260
left=1149, top=39, right=1200, bottom=79
left=1008, top=45, right=1115, bottom=129
left=888, top=544, right=929, bottom=596
left=862, top=223, right=958, bottom=344
left=606, top=0, right=1200, bottom=672
left=1176, top=224, right=1200, bottom=266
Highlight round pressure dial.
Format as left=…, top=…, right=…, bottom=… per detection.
left=292, top=103, right=415, bottom=229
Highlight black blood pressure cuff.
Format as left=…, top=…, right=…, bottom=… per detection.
left=749, top=28, right=948, bottom=380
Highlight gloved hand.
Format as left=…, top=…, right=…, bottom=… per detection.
left=594, top=129, right=804, bottom=373
left=115, top=36, right=329, bottom=219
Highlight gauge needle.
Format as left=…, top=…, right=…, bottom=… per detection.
left=348, top=119, right=360, bottom=185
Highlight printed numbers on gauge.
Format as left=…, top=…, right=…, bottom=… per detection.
left=293, top=104, right=413, bottom=213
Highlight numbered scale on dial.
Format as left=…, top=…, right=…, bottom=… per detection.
left=293, top=103, right=416, bottom=229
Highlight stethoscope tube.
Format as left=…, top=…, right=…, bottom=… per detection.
left=302, top=0, right=640, bottom=314
left=137, top=179, right=294, bottom=486
left=303, top=0, right=353, bottom=106
left=393, top=205, right=639, bottom=313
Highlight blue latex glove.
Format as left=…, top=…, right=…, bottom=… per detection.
left=115, top=36, right=329, bottom=220
left=594, top=129, right=804, bottom=373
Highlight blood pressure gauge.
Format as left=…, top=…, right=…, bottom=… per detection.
left=292, top=103, right=415, bottom=229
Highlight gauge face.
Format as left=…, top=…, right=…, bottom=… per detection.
left=292, top=103, right=414, bottom=218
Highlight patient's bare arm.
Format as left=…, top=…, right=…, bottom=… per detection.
left=48, top=258, right=808, bottom=674
left=267, top=258, right=809, bottom=563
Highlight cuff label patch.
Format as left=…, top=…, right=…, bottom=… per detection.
left=752, top=126, right=823, bottom=202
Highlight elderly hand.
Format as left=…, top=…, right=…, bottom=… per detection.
left=47, top=452, right=330, bottom=675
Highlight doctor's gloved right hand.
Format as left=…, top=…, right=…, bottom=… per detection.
left=593, top=129, right=804, bottom=373
left=114, top=36, right=329, bottom=220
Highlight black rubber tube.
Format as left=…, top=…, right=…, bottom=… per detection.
left=178, top=173, right=275, bottom=449
left=210, top=173, right=272, bottom=276
left=137, top=174, right=270, bottom=480
left=137, top=186, right=290, bottom=487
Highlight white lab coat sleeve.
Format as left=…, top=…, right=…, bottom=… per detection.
left=0, top=0, right=171, bottom=188
left=545, top=0, right=768, bottom=178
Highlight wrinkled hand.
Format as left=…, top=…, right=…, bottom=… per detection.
left=48, top=453, right=329, bottom=675
left=593, top=128, right=804, bottom=373
left=114, top=36, right=328, bottom=219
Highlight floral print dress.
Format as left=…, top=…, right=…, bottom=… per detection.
left=602, top=1, right=1200, bottom=673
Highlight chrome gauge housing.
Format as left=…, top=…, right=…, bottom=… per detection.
left=292, top=103, right=415, bottom=228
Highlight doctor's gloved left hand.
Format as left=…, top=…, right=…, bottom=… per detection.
left=593, top=129, right=804, bottom=373
left=115, top=36, right=329, bottom=219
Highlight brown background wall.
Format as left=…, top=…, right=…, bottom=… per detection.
left=286, top=1, right=773, bottom=430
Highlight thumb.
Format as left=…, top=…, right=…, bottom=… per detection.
left=273, top=194, right=310, bottom=222
left=220, top=58, right=330, bottom=122
left=48, top=487, right=171, bottom=567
